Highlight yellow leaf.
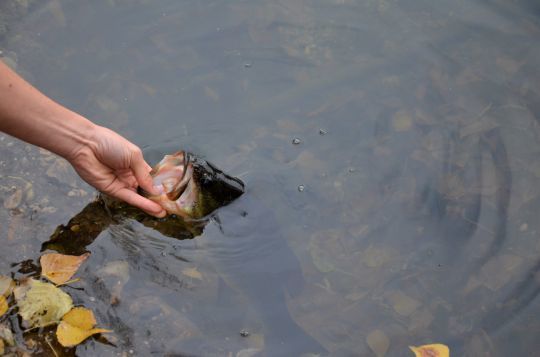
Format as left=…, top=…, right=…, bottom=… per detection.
left=40, top=253, right=90, bottom=285
left=56, top=307, right=111, bottom=347
left=0, top=296, right=7, bottom=317
left=62, top=307, right=97, bottom=330
left=409, top=343, right=450, bottom=357
left=14, top=279, right=73, bottom=329
left=56, top=322, right=111, bottom=347
left=182, top=267, right=203, bottom=280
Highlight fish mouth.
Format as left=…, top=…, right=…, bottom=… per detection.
left=164, top=154, right=192, bottom=201
left=141, top=150, right=244, bottom=218
left=142, top=151, right=200, bottom=217
left=139, top=151, right=189, bottom=199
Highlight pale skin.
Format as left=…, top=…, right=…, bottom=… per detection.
left=0, top=60, right=166, bottom=217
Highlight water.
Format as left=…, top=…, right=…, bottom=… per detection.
left=1, top=0, right=540, bottom=355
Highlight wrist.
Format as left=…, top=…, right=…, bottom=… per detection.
left=54, top=113, right=99, bottom=163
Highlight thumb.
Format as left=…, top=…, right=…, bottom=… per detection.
left=131, top=150, right=159, bottom=195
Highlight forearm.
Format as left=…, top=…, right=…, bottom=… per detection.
left=0, top=60, right=96, bottom=160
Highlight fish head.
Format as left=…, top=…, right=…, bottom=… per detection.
left=143, top=151, right=244, bottom=219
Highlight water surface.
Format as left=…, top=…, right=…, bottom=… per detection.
left=1, top=0, right=540, bottom=355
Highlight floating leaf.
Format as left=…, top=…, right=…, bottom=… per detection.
left=0, top=275, right=14, bottom=297
left=56, top=307, right=111, bottom=347
left=62, top=307, right=97, bottom=330
left=14, top=279, right=73, bottom=329
left=182, top=267, right=203, bottom=280
left=0, top=296, right=7, bottom=317
left=409, top=343, right=449, bottom=357
left=366, top=329, right=390, bottom=357
left=40, top=253, right=90, bottom=285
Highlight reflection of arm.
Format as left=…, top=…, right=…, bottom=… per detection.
left=42, top=199, right=113, bottom=256
left=0, top=60, right=94, bottom=160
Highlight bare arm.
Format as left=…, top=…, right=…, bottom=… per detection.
left=0, top=60, right=166, bottom=217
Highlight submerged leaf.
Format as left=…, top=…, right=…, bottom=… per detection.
left=0, top=275, right=14, bottom=297
left=309, top=244, right=335, bottom=273
left=40, top=253, right=90, bottom=285
left=366, top=329, right=390, bottom=357
left=392, top=110, right=413, bottom=132
left=3, top=188, right=22, bottom=209
left=0, top=296, right=7, bottom=317
left=182, top=267, right=203, bottom=280
left=0, top=323, right=14, bottom=346
left=56, top=307, right=111, bottom=347
left=388, top=291, right=421, bottom=317
left=14, top=279, right=73, bottom=329
left=409, top=343, right=449, bottom=357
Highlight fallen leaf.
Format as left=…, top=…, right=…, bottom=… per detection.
left=0, top=323, right=15, bottom=346
left=182, top=267, right=203, bottom=280
left=40, top=253, right=90, bottom=285
left=204, top=86, right=220, bottom=102
left=309, top=244, right=335, bottom=273
left=56, top=307, right=111, bottom=347
left=49, top=0, right=66, bottom=27
left=62, top=307, right=97, bottom=330
left=236, top=348, right=263, bottom=357
left=345, top=291, right=367, bottom=302
left=0, top=339, right=3, bottom=355
left=459, top=116, right=499, bottom=138
left=392, top=110, right=413, bottom=132
left=3, top=188, right=22, bottom=209
left=388, top=291, right=421, bottom=317
left=409, top=343, right=449, bottom=357
left=477, top=254, right=523, bottom=291
left=0, top=275, right=14, bottom=297
left=495, top=57, right=524, bottom=75
left=14, top=279, right=73, bottom=329
left=408, top=308, right=434, bottom=332
left=0, top=296, right=7, bottom=317
left=363, top=245, right=391, bottom=268
left=366, top=329, right=390, bottom=357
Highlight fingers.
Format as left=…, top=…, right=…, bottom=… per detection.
left=131, top=149, right=160, bottom=195
left=114, top=188, right=167, bottom=218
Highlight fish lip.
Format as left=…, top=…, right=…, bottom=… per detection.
left=167, top=155, right=193, bottom=201
left=139, top=151, right=190, bottom=199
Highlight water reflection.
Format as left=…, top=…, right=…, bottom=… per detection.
left=1, top=0, right=540, bottom=355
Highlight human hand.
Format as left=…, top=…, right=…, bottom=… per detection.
left=67, top=125, right=166, bottom=218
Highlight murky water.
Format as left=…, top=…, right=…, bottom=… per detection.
left=1, top=0, right=540, bottom=355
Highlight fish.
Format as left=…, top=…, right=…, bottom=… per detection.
left=42, top=150, right=326, bottom=355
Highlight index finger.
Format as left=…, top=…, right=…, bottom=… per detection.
left=114, top=188, right=166, bottom=218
